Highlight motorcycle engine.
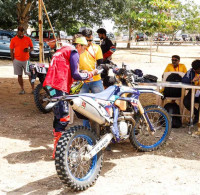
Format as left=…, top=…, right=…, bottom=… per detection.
left=118, top=121, right=128, bottom=137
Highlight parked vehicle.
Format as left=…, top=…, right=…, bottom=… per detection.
left=30, top=30, right=60, bottom=50
left=107, top=32, right=116, bottom=45
left=94, top=33, right=116, bottom=45
left=93, top=34, right=101, bottom=45
left=122, top=35, right=129, bottom=41
left=181, top=34, right=190, bottom=41
left=48, top=61, right=171, bottom=191
left=136, top=33, right=148, bottom=41
left=0, top=30, right=51, bottom=60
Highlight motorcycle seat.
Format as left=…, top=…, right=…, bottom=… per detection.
left=81, top=85, right=117, bottom=101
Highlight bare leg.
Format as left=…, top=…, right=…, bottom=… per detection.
left=18, top=75, right=24, bottom=90
left=28, top=75, right=34, bottom=91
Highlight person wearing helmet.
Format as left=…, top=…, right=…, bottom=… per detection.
left=43, top=34, right=98, bottom=159
left=97, top=28, right=116, bottom=62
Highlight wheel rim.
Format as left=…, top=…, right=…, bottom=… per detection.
left=67, top=135, right=97, bottom=181
left=134, top=109, right=169, bottom=148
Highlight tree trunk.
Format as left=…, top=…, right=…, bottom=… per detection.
left=150, top=35, right=152, bottom=63
left=17, top=1, right=33, bottom=33
left=127, top=24, right=132, bottom=49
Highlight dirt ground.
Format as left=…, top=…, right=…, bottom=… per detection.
left=1, top=45, right=200, bottom=195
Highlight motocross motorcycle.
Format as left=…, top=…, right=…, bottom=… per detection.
left=46, top=63, right=171, bottom=191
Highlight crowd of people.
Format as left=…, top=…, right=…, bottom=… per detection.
left=162, top=55, right=200, bottom=136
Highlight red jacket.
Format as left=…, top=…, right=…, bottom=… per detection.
left=43, top=45, right=75, bottom=93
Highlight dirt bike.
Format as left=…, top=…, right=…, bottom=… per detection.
left=29, top=63, right=84, bottom=113
left=46, top=62, right=171, bottom=191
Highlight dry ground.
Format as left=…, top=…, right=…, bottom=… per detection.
left=1, top=45, right=200, bottom=195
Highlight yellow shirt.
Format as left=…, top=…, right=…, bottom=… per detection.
left=164, top=63, right=187, bottom=73
left=79, top=43, right=103, bottom=82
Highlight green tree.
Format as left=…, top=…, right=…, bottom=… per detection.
left=0, top=0, right=115, bottom=34
left=0, top=0, right=18, bottom=30
left=113, top=0, right=142, bottom=48
left=179, top=0, right=200, bottom=35
left=135, top=0, right=183, bottom=61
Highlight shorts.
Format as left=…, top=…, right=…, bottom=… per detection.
left=13, top=59, right=30, bottom=76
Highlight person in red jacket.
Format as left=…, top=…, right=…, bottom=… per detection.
left=43, top=35, right=98, bottom=159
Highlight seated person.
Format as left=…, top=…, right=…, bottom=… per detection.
left=163, top=55, right=187, bottom=76
left=182, top=59, right=200, bottom=127
left=161, top=55, right=187, bottom=98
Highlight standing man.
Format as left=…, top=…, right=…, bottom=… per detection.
left=79, top=29, right=104, bottom=128
left=43, top=35, right=98, bottom=159
left=97, top=28, right=116, bottom=61
left=10, top=26, right=34, bottom=94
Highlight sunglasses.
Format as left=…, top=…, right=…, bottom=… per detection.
left=172, top=59, right=178, bottom=62
left=87, top=40, right=93, bottom=42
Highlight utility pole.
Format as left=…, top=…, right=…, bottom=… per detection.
left=38, top=0, right=44, bottom=63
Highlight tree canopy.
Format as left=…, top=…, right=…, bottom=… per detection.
left=0, top=0, right=200, bottom=36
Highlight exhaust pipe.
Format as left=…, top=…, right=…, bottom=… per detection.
left=70, top=97, right=107, bottom=125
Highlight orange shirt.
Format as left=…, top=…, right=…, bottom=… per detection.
left=163, top=63, right=187, bottom=73
left=10, top=35, right=33, bottom=61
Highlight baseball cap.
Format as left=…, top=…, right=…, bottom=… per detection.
left=74, top=37, right=88, bottom=45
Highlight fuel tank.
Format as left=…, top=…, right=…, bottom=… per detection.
left=70, top=96, right=108, bottom=125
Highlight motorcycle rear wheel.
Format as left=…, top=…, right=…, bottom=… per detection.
left=55, top=126, right=103, bottom=191
left=130, top=105, right=171, bottom=152
left=34, top=83, right=52, bottom=113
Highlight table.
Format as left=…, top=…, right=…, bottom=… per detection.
left=137, top=82, right=200, bottom=132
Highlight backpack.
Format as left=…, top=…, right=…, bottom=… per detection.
left=164, top=102, right=182, bottom=128
left=163, top=73, right=182, bottom=97
left=132, top=69, right=143, bottom=77
left=143, top=74, right=158, bottom=83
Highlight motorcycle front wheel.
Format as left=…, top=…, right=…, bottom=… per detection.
left=34, top=83, right=52, bottom=113
left=55, top=126, right=103, bottom=191
left=130, top=105, right=171, bottom=152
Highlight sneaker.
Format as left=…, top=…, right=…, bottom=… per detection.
left=19, top=90, right=25, bottom=95
left=192, top=130, right=200, bottom=137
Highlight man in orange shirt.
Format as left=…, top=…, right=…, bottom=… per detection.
left=163, top=55, right=187, bottom=74
left=10, top=26, right=34, bottom=94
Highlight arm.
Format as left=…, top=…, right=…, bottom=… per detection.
left=10, top=49, right=14, bottom=61
left=24, top=38, right=33, bottom=52
left=103, top=45, right=116, bottom=59
left=182, top=69, right=194, bottom=84
left=70, top=51, right=94, bottom=80
left=10, top=39, right=14, bottom=61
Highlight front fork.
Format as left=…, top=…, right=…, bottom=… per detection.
left=137, top=100, right=155, bottom=133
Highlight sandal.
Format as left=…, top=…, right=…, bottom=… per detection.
left=19, top=90, right=25, bottom=95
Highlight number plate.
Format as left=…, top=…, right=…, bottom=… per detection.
left=36, top=63, right=47, bottom=74
left=26, top=61, right=30, bottom=73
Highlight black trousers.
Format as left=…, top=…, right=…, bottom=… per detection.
left=183, top=90, right=200, bottom=120
left=47, top=87, right=69, bottom=132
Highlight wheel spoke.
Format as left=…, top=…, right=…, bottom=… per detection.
left=67, top=135, right=95, bottom=179
left=134, top=109, right=168, bottom=147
